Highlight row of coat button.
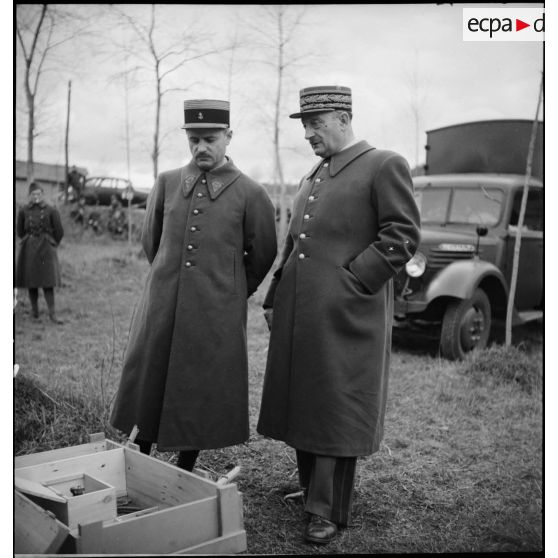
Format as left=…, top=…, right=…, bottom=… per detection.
left=298, top=167, right=326, bottom=259
left=185, top=179, right=207, bottom=267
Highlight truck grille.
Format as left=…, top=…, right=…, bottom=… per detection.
left=427, top=248, right=474, bottom=269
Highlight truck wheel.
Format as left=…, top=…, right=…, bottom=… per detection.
left=440, top=288, right=491, bottom=360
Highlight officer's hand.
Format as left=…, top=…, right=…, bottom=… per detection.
left=264, top=308, right=273, bottom=331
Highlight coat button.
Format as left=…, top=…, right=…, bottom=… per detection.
left=187, top=244, right=194, bottom=250
left=299, top=253, right=306, bottom=259
left=303, top=214, right=310, bottom=220
left=299, top=233, right=306, bottom=239
left=323, top=162, right=329, bottom=167
left=315, top=178, right=322, bottom=183
left=197, top=192, right=203, bottom=198
left=193, top=209, right=199, bottom=215
left=190, top=226, right=197, bottom=232
left=202, top=179, right=207, bottom=184
left=308, top=195, right=315, bottom=201
left=185, top=261, right=192, bottom=267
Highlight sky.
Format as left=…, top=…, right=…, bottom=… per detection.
left=14, top=3, right=545, bottom=190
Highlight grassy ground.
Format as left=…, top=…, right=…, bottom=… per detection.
left=14, top=231, right=543, bottom=554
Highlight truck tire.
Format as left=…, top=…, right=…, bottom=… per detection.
left=440, top=288, right=491, bottom=360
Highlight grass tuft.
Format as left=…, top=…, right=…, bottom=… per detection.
left=460, top=344, right=542, bottom=394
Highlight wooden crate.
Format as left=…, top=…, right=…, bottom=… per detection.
left=14, top=434, right=247, bottom=555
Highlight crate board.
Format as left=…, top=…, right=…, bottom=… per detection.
left=14, top=435, right=247, bottom=555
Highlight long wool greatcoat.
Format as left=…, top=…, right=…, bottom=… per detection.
left=16, top=201, right=64, bottom=288
left=110, top=159, right=277, bottom=451
left=257, top=141, right=421, bottom=457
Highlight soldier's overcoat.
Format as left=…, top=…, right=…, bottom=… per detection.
left=110, top=159, right=277, bottom=451
left=257, top=141, right=421, bottom=457
left=15, top=201, right=64, bottom=288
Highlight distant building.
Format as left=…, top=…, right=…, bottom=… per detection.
left=15, top=160, right=88, bottom=207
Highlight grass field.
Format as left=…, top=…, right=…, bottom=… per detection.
left=14, top=228, right=543, bottom=554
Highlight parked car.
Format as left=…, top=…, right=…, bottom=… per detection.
left=393, top=120, right=543, bottom=360
left=81, top=177, right=149, bottom=208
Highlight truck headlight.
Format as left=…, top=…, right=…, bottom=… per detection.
left=405, top=252, right=427, bottom=277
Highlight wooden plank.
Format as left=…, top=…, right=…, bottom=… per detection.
left=15, top=440, right=109, bottom=469
left=15, top=448, right=127, bottom=496
left=175, top=530, right=247, bottom=555
left=15, top=476, right=66, bottom=503
left=123, top=447, right=216, bottom=506
left=14, top=490, right=70, bottom=554
left=217, top=485, right=244, bottom=536
left=77, top=497, right=219, bottom=554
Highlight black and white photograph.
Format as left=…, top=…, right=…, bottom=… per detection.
left=13, top=3, right=546, bottom=555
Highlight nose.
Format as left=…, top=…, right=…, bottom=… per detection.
left=304, top=125, right=315, bottom=141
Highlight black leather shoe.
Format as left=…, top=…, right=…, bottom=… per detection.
left=304, top=514, right=338, bottom=544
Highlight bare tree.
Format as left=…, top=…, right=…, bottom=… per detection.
left=248, top=5, right=314, bottom=247
left=109, top=5, right=225, bottom=180
left=403, top=51, right=429, bottom=171
left=16, top=4, right=87, bottom=185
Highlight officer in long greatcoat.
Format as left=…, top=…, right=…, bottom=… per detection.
left=15, top=182, right=65, bottom=324
left=257, top=86, right=421, bottom=544
left=110, top=99, right=277, bottom=471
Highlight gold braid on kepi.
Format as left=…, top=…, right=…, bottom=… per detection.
left=290, top=86, right=352, bottom=119
left=182, top=99, right=230, bottom=129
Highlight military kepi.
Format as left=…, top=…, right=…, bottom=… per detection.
left=28, top=182, right=42, bottom=194
left=182, top=99, right=230, bottom=129
left=290, top=85, right=352, bottom=119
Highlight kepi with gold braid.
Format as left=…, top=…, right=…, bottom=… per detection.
left=290, top=85, right=352, bottom=119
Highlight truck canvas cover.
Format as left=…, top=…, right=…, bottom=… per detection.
left=425, top=119, right=543, bottom=179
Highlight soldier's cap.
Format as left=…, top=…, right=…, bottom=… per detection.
left=182, top=99, right=230, bottom=129
left=28, top=182, right=43, bottom=194
left=289, top=85, right=352, bottom=119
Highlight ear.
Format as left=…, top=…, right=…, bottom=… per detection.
left=225, top=129, right=233, bottom=145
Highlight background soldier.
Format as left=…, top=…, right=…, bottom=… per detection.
left=15, top=182, right=65, bottom=324
left=257, top=85, right=421, bottom=544
left=110, top=99, right=277, bottom=472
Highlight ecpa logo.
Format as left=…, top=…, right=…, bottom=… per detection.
left=463, top=8, right=544, bottom=41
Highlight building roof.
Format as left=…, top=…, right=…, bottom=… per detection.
left=15, top=160, right=88, bottom=184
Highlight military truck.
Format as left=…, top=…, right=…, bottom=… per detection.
left=394, top=119, right=543, bottom=360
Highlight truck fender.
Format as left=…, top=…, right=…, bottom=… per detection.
left=424, top=260, right=508, bottom=303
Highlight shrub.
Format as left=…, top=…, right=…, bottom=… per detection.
left=14, top=373, right=122, bottom=456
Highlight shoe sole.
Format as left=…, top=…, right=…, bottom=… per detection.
left=304, top=534, right=335, bottom=544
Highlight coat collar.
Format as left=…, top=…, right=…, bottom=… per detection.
left=181, top=157, right=242, bottom=200
left=27, top=200, right=47, bottom=209
left=328, top=140, right=375, bottom=177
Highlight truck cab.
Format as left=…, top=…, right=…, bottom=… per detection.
left=394, top=120, right=543, bottom=360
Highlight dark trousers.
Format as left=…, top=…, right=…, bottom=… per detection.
left=296, top=449, right=357, bottom=527
left=28, top=287, right=55, bottom=316
left=136, top=439, right=200, bottom=472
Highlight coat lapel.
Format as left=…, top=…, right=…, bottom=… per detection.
left=180, top=158, right=242, bottom=200
left=180, top=162, right=202, bottom=198
left=206, top=158, right=242, bottom=200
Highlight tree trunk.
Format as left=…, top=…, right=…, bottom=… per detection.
left=274, top=10, right=287, bottom=250
left=26, top=91, right=34, bottom=185
left=152, top=74, right=161, bottom=180
left=64, top=80, right=72, bottom=204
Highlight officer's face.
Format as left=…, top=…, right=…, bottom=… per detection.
left=301, top=111, right=347, bottom=158
left=187, top=128, right=232, bottom=171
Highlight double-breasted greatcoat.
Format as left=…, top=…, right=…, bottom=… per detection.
left=110, top=159, right=277, bottom=451
left=15, top=201, right=64, bottom=288
left=257, top=141, right=421, bottom=457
